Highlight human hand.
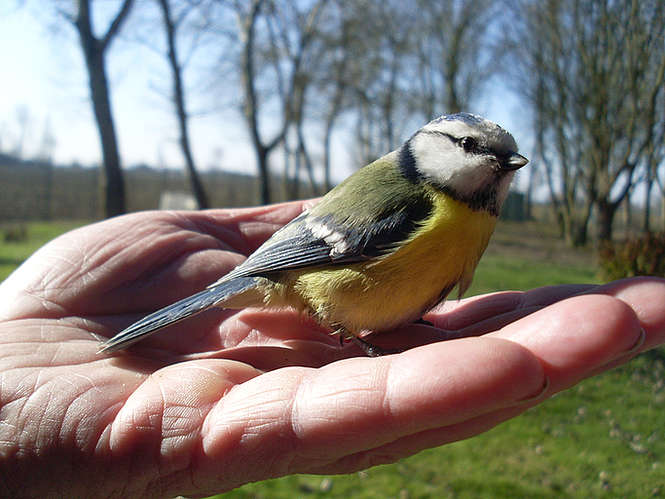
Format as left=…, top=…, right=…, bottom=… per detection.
left=0, top=202, right=663, bottom=498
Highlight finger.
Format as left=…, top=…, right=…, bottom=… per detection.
left=362, top=284, right=600, bottom=350
left=490, top=293, right=643, bottom=392
left=579, top=277, right=665, bottom=352
left=575, top=277, right=665, bottom=375
left=307, top=404, right=529, bottom=475
left=426, top=284, right=596, bottom=334
left=340, top=280, right=665, bottom=472
left=270, top=284, right=661, bottom=477
left=200, top=337, right=544, bottom=483
left=106, top=359, right=262, bottom=496
left=108, top=359, right=261, bottom=454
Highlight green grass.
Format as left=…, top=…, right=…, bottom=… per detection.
left=469, top=253, right=599, bottom=295
left=468, top=219, right=601, bottom=295
left=1, top=219, right=661, bottom=498
left=0, top=221, right=87, bottom=281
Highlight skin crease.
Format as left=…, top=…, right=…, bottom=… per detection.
left=0, top=201, right=664, bottom=497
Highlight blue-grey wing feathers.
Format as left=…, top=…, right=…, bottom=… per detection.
left=98, top=276, right=258, bottom=353
left=221, top=196, right=433, bottom=282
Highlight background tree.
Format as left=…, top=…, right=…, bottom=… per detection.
left=314, top=0, right=361, bottom=190
left=229, top=0, right=331, bottom=204
left=413, top=0, right=496, bottom=118
left=505, top=0, right=665, bottom=245
left=331, top=0, right=497, bottom=166
left=262, top=0, right=329, bottom=198
left=15, top=0, right=665, bottom=241
left=233, top=0, right=285, bottom=204
left=156, top=0, right=209, bottom=209
left=347, top=0, right=413, bottom=164
left=66, top=0, right=136, bottom=217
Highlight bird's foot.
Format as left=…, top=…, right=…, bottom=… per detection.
left=414, top=318, right=434, bottom=327
left=352, top=335, right=404, bottom=357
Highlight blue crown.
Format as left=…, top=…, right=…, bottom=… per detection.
left=434, top=113, right=484, bottom=126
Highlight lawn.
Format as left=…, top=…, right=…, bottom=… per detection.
left=1, top=218, right=662, bottom=497
left=0, top=221, right=86, bottom=282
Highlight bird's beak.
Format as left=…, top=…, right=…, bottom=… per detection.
left=501, top=152, right=529, bottom=171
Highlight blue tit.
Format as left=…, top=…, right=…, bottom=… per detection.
left=100, top=113, right=528, bottom=356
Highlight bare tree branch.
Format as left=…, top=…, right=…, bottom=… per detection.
left=101, top=0, right=136, bottom=51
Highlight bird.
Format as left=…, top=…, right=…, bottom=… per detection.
left=99, top=113, right=528, bottom=356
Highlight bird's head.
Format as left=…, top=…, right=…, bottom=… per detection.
left=400, top=112, right=528, bottom=215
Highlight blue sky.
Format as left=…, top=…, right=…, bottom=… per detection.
left=0, top=2, right=256, bottom=172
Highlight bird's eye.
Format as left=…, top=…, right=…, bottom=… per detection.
left=460, top=137, right=477, bottom=153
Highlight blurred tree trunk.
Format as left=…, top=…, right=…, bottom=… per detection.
left=236, top=0, right=285, bottom=204
left=317, top=2, right=359, bottom=187
left=382, top=51, right=399, bottom=152
left=642, top=90, right=665, bottom=233
left=372, top=2, right=410, bottom=154
left=266, top=0, right=328, bottom=198
left=597, top=199, right=618, bottom=242
left=644, top=174, right=654, bottom=234
left=157, top=0, right=209, bottom=209
left=73, top=0, right=134, bottom=218
left=296, top=120, right=316, bottom=195
left=322, top=94, right=342, bottom=192
left=623, top=192, right=633, bottom=236
left=320, top=49, right=350, bottom=189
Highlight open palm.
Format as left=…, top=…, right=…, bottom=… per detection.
left=1, top=202, right=663, bottom=498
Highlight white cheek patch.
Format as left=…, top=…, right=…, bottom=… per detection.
left=411, top=134, right=490, bottom=197
left=412, top=135, right=458, bottom=183
left=306, top=218, right=351, bottom=256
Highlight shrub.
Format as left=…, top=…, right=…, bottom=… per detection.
left=2, top=224, right=28, bottom=243
left=598, top=232, right=665, bottom=280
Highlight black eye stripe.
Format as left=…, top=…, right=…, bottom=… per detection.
left=420, top=130, right=490, bottom=155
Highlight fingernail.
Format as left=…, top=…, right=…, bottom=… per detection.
left=514, top=375, right=550, bottom=406
left=623, top=327, right=646, bottom=357
left=586, top=327, right=648, bottom=378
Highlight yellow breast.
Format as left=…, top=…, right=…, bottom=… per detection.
left=288, top=190, right=497, bottom=334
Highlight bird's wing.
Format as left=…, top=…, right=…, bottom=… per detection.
left=218, top=159, right=433, bottom=282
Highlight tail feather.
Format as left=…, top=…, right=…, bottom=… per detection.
left=98, top=276, right=258, bottom=353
